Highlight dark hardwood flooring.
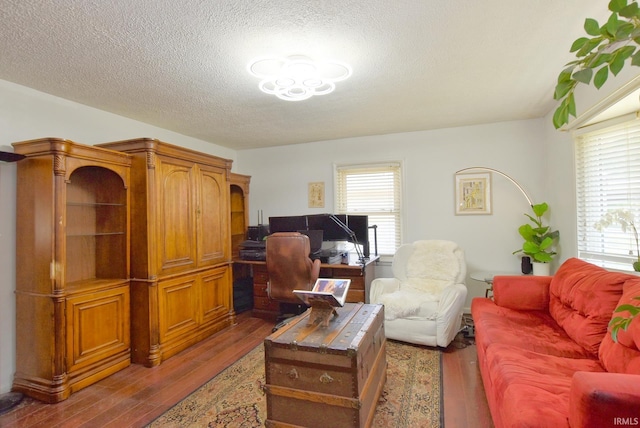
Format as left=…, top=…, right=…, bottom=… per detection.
left=0, top=312, right=493, bottom=427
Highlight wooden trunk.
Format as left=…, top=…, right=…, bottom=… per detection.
left=264, top=303, right=386, bottom=428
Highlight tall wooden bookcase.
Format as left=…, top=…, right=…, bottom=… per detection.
left=229, top=173, right=250, bottom=258
left=12, top=138, right=132, bottom=403
left=97, top=138, right=235, bottom=367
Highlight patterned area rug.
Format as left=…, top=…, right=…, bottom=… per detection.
left=148, top=340, right=442, bottom=428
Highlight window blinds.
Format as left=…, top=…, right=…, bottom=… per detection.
left=575, top=116, right=640, bottom=270
left=335, top=162, right=402, bottom=255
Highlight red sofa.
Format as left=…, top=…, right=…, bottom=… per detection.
left=471, top=258, right=640, bottom=428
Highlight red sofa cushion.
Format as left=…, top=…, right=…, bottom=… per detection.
left=598, top=278, right=640, bottom=374
left=493, top=275, right=551, bottom=310
left=549, top=258, right=630, bottom=356
left=472, top=298, right=592, bottom=359
left=484, top=343, right=605, bottom=428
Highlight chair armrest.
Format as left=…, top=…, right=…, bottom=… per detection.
left=436, top=283, right=468, bottom=347
left=310, top=258, right=321, bottom=283
left=493, top=275, right=551, bottom=311
left=439, top=283, right=468, bottom=312
left=369, top=278, right=400, bottom=303
left=569, top=371, right=640, bottom=428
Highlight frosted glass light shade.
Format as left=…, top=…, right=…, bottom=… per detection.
left=247, top=55, right=352, bottom=101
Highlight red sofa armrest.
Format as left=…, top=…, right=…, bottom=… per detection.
left=492, top=275, right=551, bottom=310
left=569, top=371, right=640, bottom=428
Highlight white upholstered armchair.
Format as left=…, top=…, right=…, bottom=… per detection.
left=370, top=240, right=467, bottom=347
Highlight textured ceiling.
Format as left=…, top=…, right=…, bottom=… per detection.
left=0, top=0, right=613, bottom=150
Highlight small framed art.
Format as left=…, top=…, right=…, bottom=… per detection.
left=308, top=182, right=325, bottom=208
left=455, top=172, right=492, bottom=215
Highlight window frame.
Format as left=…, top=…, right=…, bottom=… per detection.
left=574, top=112, right=640, bottom=272
left=333, top=161, right=403, bottom=258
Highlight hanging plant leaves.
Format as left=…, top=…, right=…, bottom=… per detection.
left=553, top=0, right=640, bottom=129
left=585, top=18, right=601, bottom=36
left=573, top=68, right=593, bottom=84
left=594, top=66, right=609, bottom=88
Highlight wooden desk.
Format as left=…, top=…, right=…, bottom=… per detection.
left=233, top=254, right=379, bottom=320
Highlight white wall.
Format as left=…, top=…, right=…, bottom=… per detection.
left=543, top=111, right=577, bottom=267
left=0, top=80, right=237, bottom=394
left=236, top=118, right=551, bottom=311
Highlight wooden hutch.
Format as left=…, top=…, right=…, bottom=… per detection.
left=97, top=138, right=235, bottom=367
left=12, top=138, right=132, bottom=403
left=229, top=173, right=251, bottom=258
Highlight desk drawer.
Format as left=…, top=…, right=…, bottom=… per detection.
left=253, top=267, right=269, bottom=285
left=319, top=267, right=365, bottom=303
left=254, top=283, right=269, bottom=297
left=346, top=289, right=365, bottom=303
left=254, top=296, right=279, bottom=311
left=329, top=266, right=364, bottom=279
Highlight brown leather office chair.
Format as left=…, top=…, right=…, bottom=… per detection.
left=266, top=232, right=321, bottom=320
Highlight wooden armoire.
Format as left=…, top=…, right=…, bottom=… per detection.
left=12, top=138, right=132, bottom=403
left=97, top=138, right=235, bottom=367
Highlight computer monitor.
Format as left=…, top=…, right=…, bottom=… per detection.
left=298, top=229, right=323, bottom=255
left=306, top=214, right=328, bottom=233
left=268, top=215, right=307, bottom=233
left=347, top=215, right=369, bottom=258
left=268, top=213, right=370, bottom=259
left=318, top=214, right=349, bottom=241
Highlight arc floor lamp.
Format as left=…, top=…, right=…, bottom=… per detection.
left=456, top=166, right=534, bottom=208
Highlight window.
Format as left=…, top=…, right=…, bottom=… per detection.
left=335, top=162, right=402, bottom=256
left=575, top=114, right=640, bottom=271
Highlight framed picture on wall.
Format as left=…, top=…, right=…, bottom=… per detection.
left=308, top=182, right=325, bottom=208
left=455, top=172, right=492, bottom=215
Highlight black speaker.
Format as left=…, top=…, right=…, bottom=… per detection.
left=247, top=225, right=269, bottom=241
left=521, top=256, right=533, bottom=274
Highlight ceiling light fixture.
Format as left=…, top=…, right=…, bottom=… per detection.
left=247, top=55, right=352, bottom=101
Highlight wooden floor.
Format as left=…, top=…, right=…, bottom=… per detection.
left=0, top=312, right=493, bottom=427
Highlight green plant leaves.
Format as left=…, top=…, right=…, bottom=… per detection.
left=585, top=18, right=601, bottom=36
left=572, top=68, right=593, bottom=84
left=609, top=0, right=629, bottom=14
left=514, top=202, right=559, bottom=262
left=553, top=94, right=575, bottom=129
left=609, top=298, right=640, bottom=342
left=611, top=45, right=636, bottom=75
left=594, top=65, right=609, bottom=88
left=553, top=0, right=640, bottom=129
left=532, top=202, right=549, bottom=217
left=534, top=252, right=554, bottom=263
left=620, top=1, right=640, bottom=18
left=554, top=79, right=575, bottom=100
left=570, top=37, right=590, bottom=52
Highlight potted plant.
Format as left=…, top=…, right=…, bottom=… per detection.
left=553, top=0, right=640, bottom=129
left=593, top=208, right=640, bottom=271
left=513, top=202, right=560, bottom=275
